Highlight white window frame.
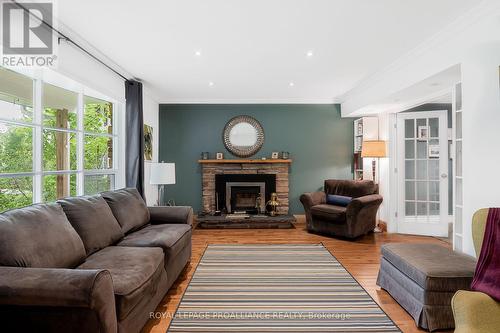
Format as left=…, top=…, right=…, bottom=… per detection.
left=0, top=66, right=124, bottom=205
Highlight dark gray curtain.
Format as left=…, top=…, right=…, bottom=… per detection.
left=125, top=80, right=145, bottom=198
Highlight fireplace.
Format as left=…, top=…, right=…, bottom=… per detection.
left=215, top=174, right=276, bottom=214
left=226, top=182, right=265, bottom=213
left=199, top=160, right=290, bottom=214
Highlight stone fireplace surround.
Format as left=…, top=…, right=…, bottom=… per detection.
left=216, top=174, right=276, bottom=213
left=199, top=159, right=291, bottom=215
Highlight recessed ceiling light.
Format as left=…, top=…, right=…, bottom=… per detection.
left=195, top=50, right=202, bottom=56
left=306, top=50, right=314, bottom=57
left=289, top=82, right=295, bottom=87
left=208, top=81, right=214, bottom=87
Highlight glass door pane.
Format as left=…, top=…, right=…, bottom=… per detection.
left=404, top=116, right=442, bottom=219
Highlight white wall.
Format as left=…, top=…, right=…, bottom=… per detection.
left=342, top=2, right=500, bottom=255
left=461, top=44, right=500, bottom=255
left=57, top=42, right=125, bottom=103
left=143, top=92, right=160, bottom=206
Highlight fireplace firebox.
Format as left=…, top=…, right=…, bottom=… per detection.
left=215, top=174, right=276, bottom=214
left=226, top=182, right=265, bottom=213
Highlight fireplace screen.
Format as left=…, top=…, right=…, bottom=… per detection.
left=235, top=192, right=257, bottom=208
left=226, top=182, right=265, bottom=213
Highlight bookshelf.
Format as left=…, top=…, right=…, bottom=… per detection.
left=353, top=117, right=379, bottom=180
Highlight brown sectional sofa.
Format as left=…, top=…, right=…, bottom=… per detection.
left=0, top=188, right=192, bottom=333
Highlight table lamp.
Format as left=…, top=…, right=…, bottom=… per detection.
left=149, top=162, right=176, bottom=206
left=361, top=141, right=387, bottom=183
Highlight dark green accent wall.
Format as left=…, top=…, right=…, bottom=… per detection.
left=159, top=104, right=353, bottom=214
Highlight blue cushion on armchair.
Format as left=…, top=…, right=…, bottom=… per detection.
left=326, top=194, right=352, bottom=207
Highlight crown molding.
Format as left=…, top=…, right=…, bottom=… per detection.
left=339, top=0, right=500, bottom=104
left=158, top=98, right=341, bottom=105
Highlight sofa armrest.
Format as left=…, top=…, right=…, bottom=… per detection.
left=148, top=206, right=193, bottom=225
left=300, top=191, right=326, bottom=209
left=344, top=194, right=383, bottom=237
left=300, top=192, right=326, bottom=227
left=0, top=267, right=116, bottom=332
left=452, top=290, right=500, bottom=333
left=346, top=194, right=383, bottom=217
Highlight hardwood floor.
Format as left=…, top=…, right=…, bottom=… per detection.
left=143, top=216, right=452, bottom=333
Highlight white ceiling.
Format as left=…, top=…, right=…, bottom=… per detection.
left=56, top=0, right=481, bottom=103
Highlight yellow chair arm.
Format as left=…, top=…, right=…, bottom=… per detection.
left=452, top=290, right=500, bottom=333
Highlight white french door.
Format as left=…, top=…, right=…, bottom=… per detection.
left=396, top=111, right=448, bottom=237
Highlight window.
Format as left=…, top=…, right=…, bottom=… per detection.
left=0, top=67, right=122, bottom=212
left=42, top=83, right=79, bottom=200
left=84, top=174, right=115, bottom=195
left=83, top=96, right=117, bottom=193
left=0, top=68, right=34, bottom=212
left=84, top=95, right=114, bottom=170
left=0, top=177, right=33, bottom=211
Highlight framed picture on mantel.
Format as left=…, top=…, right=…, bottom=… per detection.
left=216, top=152, right=224, bottom=160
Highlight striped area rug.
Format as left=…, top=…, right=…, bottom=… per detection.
left=167, top=244, right=400, bottom=332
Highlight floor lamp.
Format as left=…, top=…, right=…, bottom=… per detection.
left=361, top=140, right=387, bottom=183
left=361, top=141, right=386, bottom=232
left=149, top=162, right=176, bottom=206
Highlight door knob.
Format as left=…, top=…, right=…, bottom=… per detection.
left=441, top=173, right=448, bottom=179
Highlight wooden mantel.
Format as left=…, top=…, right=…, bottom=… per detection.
left=198, top=159, right=292, bottom=164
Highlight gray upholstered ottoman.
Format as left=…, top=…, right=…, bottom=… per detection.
left=376, top=243, right=476, bottom=331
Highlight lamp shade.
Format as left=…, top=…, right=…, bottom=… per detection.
left=361, top=141, right=387, bottom=158
left=149, top=163, right=176, bottom=185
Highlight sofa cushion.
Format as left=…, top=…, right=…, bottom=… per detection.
left=325, top=179, right=377, bottom=198
left=118, top=224, right=191, bottom=265
left=101, top=188, right=150, bottom=234
left=310, top=204, right=346, bottom=223
left=77, top=246, right=164, bottom=320
left=0, top=204, right=86, bottom=268
left=58, top=195, right=124, bottom=255
left=381, top=243, right=476, bottom=291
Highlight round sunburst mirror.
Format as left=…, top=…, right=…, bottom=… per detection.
left=223, top=115, right=264, bottom=158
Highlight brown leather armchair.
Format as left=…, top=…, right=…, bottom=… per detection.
left=300, top=179, right=383, bottom=239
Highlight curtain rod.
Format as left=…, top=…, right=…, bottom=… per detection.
left=11, top=0, right=133, bottom=83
